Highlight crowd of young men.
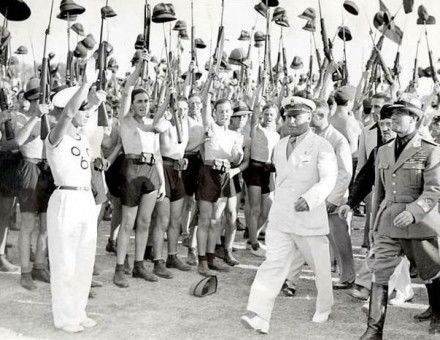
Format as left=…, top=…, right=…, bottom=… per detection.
left=1, top=3, right=440, bottom=339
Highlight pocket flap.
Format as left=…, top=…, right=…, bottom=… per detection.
left=402, top=162, right=425, bottom=170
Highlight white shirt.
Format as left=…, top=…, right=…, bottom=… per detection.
left=46, top=133, right=91, bottom=187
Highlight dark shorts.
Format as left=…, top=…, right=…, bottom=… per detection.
left=371, top=233, right=440, bottom=285
left=120, top=157, right=160, bottom=207
left=17, top=159, right=55, bottom=213
left=182, top=153, right=202, bottom=196
left=0, top=151, right=21, bottom=197
left=232, top=172, right=243, bottom=195
left=163, top=163, right=185, bottom=202
left=105, top=153, right=124, bottom=198
left=197, top=165, right=236, bottom=203
left=91, top=166, right=107, bottom=205
left=243, top=160, right=275, bottom=194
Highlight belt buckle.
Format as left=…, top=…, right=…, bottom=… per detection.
left=140, top=152, right=155, bottom=165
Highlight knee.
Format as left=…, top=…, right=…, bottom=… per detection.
left=120, top=217, right=136, bottom=233
left=250, top=204, right=261, bottom=218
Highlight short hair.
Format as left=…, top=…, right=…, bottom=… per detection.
left=314, top=99, right=329, bottom=113
left=327, top=95, right=335, bottom=107
left=262, top=102, right=278, bottom=112
left=372, top=92, right=391, bottom=102
left=214, top=98, right=230, bottom=110
left=177, top=96, right=188, bottom=103
left=131, top=88, right=149, bottom=103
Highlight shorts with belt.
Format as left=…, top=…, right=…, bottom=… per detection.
left=162, top=157, right=186, bottom=202
left=243, top=159, right=275, bottom=194
left=17, top=157, right=55, bottom=213
left=120, top=155, right=161, bottom=207
left=105, top=153, right=124, bottom=198
left=182, top=152, right=202, bottom=196
left=0, top=150, right=21, bottom=197
left=197, top=164, right=236, bottom=203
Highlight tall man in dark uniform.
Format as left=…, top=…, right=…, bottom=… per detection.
left=360, top=97, right=440, bottom=339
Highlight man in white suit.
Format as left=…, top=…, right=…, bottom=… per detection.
left=240, top=97, right=338, bottom=334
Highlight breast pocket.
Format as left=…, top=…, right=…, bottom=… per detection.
left=402, top=162, right=425, bottom=187
left=377, top=161, right=389, bottom=185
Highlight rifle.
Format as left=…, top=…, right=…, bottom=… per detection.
left=140, top=0, right=151, bottom=87
left=96, top=2, right=110, bottom=127
left=407, top=36, right=420, bottom=92
left=318, top=0, right=333, bottom=63
left=282, top=40, right=289, bottom=97
left=39, top=0, right=54, bottom=140
left=163, top=26, right=183, bottom=144
left=425, top=27, right=438, bottom=85
left=189, top=0, right=196, bottom=94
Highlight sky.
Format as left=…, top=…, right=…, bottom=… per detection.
left=5, top=0, right=440, bottom=94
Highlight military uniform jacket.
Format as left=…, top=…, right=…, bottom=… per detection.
left=372, top=133, right=440, bottom=239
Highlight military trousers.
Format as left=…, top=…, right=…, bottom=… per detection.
left=371, top=233, right=440, bottom=285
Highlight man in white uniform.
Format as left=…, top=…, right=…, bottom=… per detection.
left=45, top=57, right=103, bottom=333
left=241, top=98, right=337, bottom=334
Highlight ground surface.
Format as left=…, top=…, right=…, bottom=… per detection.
left=0, top=215, right=436, bottom=340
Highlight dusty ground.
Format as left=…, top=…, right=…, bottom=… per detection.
left=0, top=215, right=436, bottom=340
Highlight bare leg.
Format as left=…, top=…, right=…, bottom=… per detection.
left=134, top=191, right=158, bottom=262
left=167, top=198, right=184, bottom=255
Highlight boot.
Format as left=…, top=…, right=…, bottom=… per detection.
left=414, top=306, right=432, bottom=322
left=32, top=263, right=50, bottom=283
left=207, top=253, right=230, bottom=272
left=428, top=279, right=440, bottom=335
left=144, top=245, right=154, bottom=261
left=132, top=261, right=158, bottom=282
left=153, top=260, right=173, bottom=279
left=359, top=283, right=388, bottom=340
left=166, top=254, right=191, bottom=271
left=105, top=238, right=117, bottom=254
left=224, top=249, right=239, bottom=266
left=124, top=254, right=132, bottom=275
left=0, top=254, right=19, bottom=272
left=20, top=271, right=36, bottom=290
left=197, top=257, right=213, bottom=277
left=113, top=264, right=129, bottom=288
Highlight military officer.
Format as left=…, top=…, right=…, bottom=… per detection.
left=360, top=96, right=440, bottom=339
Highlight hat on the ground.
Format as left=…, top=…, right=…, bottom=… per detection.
left=290, top=56, right=303, bottom=70
left=238, top=30, right=250, bottom=41
left=152, top=3, right=176, bottom=23
left=24, top=77, right=40, bottom=101
left=190, top=275, right=217, bottom=297
left=334, top=85, right=356, bottom=102
left=343, top=0, right=359, bottom=15
left=298, top=7, right=316, bottom=20
left=232, top=101, right=252, bottom=117
left=71, top=22, right=85, bottom=36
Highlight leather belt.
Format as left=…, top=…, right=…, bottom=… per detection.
left=56, top=186, right=90, bottom=191
left=384, top=195, right=415, bottom=204
left=125, top=153, right=156, bottom=165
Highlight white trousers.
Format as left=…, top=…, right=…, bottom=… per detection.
left=47, top=189, right=97, bottom=328
left=247, top=229, right=333, bottom=321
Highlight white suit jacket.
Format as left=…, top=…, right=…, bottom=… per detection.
left=268, top=130, right=338, bottom=236
left=319, top=125, right=352, bottom=207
